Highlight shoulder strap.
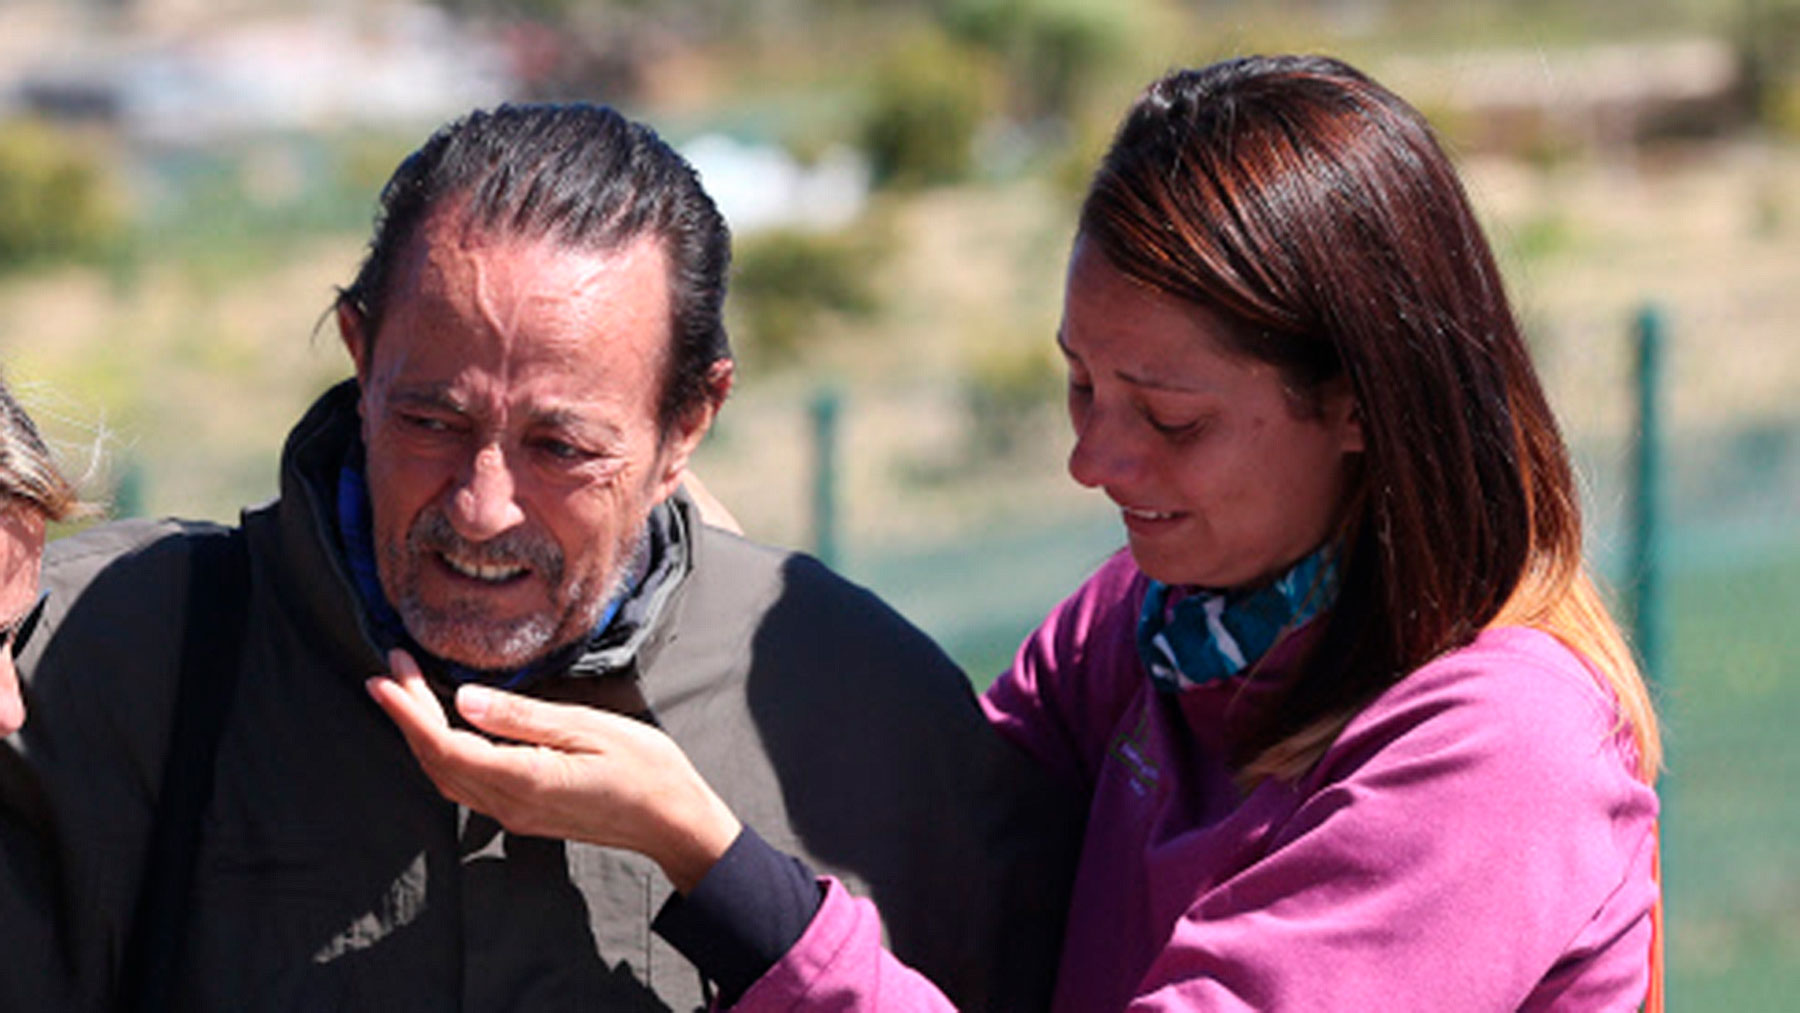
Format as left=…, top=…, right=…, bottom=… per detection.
left=120, top=528, right=251, bottom=1013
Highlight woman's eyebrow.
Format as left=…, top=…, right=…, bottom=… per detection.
left=1057, top=331, right=1210, bottom=394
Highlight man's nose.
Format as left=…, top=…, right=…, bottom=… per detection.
left=449, top=444, right=527, bottom=541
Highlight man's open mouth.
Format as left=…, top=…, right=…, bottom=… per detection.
left=440, top=553, right=530, bottom=583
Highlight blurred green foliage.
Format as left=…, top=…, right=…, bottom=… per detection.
left=729, top=224, right=886, bottom=366
left=859, top=29, right=995, bottom=189
left=940, top=0, right=1134, bottom=123
left=0, top=118, right=127, bottom=269
left=1736, top=0, right=1800, bottom=135
left=963, top=338, right=1061, bottom=460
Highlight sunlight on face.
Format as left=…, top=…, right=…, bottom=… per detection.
left=1059, top=238, right=1363, bottom=590
left=347, top=216, right=700, bottom=671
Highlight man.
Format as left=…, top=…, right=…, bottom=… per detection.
left=6, top=105, right=1075, bottom=1011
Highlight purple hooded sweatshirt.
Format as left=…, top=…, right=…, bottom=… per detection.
left=732, top=550, right=1659, bottom=1011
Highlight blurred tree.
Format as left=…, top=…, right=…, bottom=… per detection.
left=860, top=29, right=995, bottom=188
left=1739, top=0, right=1800, bottom=137
left=730, top=225, right=884, bottom=367
left=963, top=338, right=1061, bottom=460
left=939, top=0, right=1134, bottom=124
left=0, top=118, right=126, bottom=270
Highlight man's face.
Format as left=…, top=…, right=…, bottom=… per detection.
left=344, top=213, right=712, bottom=671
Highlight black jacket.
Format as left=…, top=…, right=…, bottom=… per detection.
left=4, top=381, right=1077, bottom=1011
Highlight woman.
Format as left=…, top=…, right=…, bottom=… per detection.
left=372, top=54, right=1662, bottom=1009
left=0, top=375, right=83, bottom=735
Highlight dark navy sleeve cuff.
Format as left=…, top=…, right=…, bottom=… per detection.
left=652, top=825, right=823, bottom=1006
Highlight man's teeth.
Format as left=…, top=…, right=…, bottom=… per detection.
left=1123, top=507, right=1176, bottom=520
left=443, top=555, right=527, bottom=581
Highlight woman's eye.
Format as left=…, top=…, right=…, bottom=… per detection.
left=1147, top=415, right=1202, bottom=438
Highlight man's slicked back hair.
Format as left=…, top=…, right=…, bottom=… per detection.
left=337, top=103, right=732, bottom=431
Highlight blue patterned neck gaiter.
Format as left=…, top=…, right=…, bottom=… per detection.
left=1135, top=544, right=1339, bottom=694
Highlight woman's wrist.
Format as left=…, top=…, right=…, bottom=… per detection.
left=652, top=826, right=826, bottom=1006
left=654, top=784, right=744, bottom=895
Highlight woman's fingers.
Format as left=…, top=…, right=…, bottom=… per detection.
left=364, top=649, right=740, bottom=883
left=454, top=682, right=640, bottom=755
left=366, top=652, right=517, bottom=810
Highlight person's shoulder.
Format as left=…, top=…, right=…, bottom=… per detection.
left=45, top=517, right=232, bottom=586
left=1066, top=547, right=1147, bottom=617
left=692, top=524, right=906, bottom=626
left=1406, top=626, right=1616, bottom=721
left=27, top=519, right=235, bottom=733
left=687, top=524, right=966, bottom=681
left=1335, top=626, right=1632, bottom=785
left=1023, top=547, right=1147, bottom=661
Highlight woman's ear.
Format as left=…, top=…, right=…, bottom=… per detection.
left=1324, top=376, right=1363, bottom=453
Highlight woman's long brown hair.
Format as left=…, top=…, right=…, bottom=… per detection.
left=1080, top=55, right=1659, bottom=783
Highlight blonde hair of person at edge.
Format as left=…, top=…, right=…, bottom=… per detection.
left=0, top=376, right=85, bottom=736
left=371, top=54, right=1664, bottom=1011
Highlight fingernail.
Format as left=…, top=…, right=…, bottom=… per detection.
left=458, top=684, right=492, bottom=720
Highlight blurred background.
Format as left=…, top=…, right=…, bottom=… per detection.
left=0, top=0, right=1794, bottom=1006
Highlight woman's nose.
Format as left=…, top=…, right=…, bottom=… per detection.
left=1067, top=407, right=1138, bottom=491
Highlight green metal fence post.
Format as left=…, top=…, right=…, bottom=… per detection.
left=1629, top=304, right=1666, bottom=693
left=809, top=387, right=841, bottom=569
left=113, top=457, right=146, bottom=519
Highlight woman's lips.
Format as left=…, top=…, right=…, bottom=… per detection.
left=1119, top=504, right=1185, bottom=533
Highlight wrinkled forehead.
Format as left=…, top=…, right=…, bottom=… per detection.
left=396, top=208, right=669, bottom=333
left=362, top=213, right=678, bottom=430
left=399, top=209, right=584, bottom=304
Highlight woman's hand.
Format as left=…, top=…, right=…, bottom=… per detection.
left=366, top=649, right=742, bottom=893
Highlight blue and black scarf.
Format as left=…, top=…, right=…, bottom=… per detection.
left=1136, top=545, right=1338, bottom=693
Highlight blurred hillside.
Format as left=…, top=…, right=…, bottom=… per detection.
left=1, top=0, right=1798, bottom=1007
left=3, top=0, right=1795, bottom=531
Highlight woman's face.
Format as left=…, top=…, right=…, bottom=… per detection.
left=1059, top=237, right=1363, bottom=589
left=0, top=505, right=46, bottom=735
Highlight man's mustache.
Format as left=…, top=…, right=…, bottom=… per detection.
left=407, top=509, right=565, bottom=585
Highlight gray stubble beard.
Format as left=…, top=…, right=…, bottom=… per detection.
left=384, top=509, right=650, bottom=673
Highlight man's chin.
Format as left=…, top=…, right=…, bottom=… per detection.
left=401, top=618, right=561, bottom=674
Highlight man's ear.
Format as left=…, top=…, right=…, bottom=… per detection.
left=653, top=359, right=735, bottom=501
left=337, top=301, right=371, bottom=384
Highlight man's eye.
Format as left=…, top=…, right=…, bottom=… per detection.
left=399, top=413, right=454, bottom=433
left=535, top=438, right=592, bottom=462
